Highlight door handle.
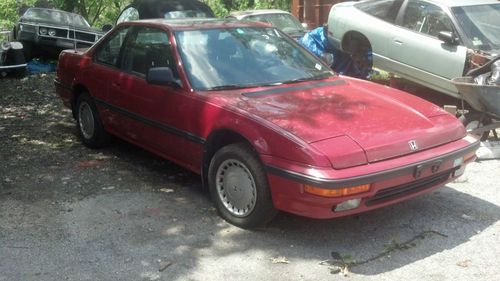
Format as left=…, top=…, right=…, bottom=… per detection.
left=111, top=82, right=120, bottom=87
left=394, top=39, right=403, bottom=45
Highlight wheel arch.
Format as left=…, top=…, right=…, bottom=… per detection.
left=201, top=129, right=257, bottom=188
left=71, top=84, right=90, bottom=119
left=341, top=31, right=372, bottom=54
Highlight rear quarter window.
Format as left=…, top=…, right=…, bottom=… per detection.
left=355, top=0, right=405, bottom=23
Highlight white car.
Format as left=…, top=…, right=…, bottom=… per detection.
left=327, top=0, right=500, bottom=98
left=227, top=9, right=306, bottom=39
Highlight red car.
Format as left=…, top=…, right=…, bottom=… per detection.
left=55, top=19, right=479, bottom=228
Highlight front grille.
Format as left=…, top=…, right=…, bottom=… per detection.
left=365, top=170, right=453, bottom=206
left=55, top=29, right=68, bottom=38
left=69, top=31, right=96, bottom=42
left=37, top=25, right=98, bottom=44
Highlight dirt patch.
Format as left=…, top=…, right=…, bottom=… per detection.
left=1, top=74, right=499, bottom=281
left=0, top=74, right=199, bottom=202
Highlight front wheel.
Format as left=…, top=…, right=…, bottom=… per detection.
left=76, top=92, right=111, bottom=148
left=208, top=143, right=277, bottom=228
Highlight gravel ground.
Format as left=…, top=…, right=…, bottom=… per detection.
left=1, top=74, right=499, bottom=281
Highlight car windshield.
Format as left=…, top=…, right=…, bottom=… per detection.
left=24, top=8, right=90, bottom=28
left=245, top=13, right=305, bottom=35
left=175, top=27, right=333, bottom=91
left=452, top=4, right=500, bottom=51
left=164, top=10, right=211, bottom=19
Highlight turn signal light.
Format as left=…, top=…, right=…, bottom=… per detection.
left=304, top=184, right=371, bottom=198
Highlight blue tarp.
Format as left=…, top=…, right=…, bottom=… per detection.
left=299, top=27, right=372, bottom=79
left=299, top=27, right=329, bottom=58
left=27, top=60, right=56, bottom=74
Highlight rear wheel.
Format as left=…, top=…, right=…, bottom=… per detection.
left=76, top=92, right=111, bottom=148
left=13, top=67, right=26, bottom=78
left=208, top=143, right=277, bottom=228
left=341, top=33, right=372, bottom=78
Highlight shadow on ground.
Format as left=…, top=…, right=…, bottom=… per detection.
left=1, top=75, right=499, bottom=280
left=2, top=136, right=499, bottom=280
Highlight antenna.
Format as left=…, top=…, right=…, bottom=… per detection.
left=72, top=23, right=77, bottom=52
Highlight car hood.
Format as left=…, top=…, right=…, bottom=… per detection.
left=207, top=77, right=466, bottom=164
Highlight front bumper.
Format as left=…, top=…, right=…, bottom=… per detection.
left=18, top=23, right=99, bottom=49
left=0, top=48, right=26, bottom=71
left=264, top=135, right=479, bottom=219
left=0, top=63, right=27, bottom=70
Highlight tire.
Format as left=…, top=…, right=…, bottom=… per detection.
left=208, top=143, right=277, bottom=228
left=459, top=112, right=491, bottom=141
left=76, top=92, right=111, bottom=148
left=13, top=67, right=26, bottom=78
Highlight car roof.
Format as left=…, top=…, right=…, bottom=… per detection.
left=229, top=9, right=291, bottom=19
left=416, top=0, right=500, bottom=7
left=130, top=0, right=215, bottom=18
left=128, top=18, right=270, bottom=30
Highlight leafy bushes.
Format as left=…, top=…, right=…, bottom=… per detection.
left=0, top=0, right=291, bottom=30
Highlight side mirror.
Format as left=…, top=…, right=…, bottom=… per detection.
left=301, top=22, right=309, bottom=29
left=102, top=24, right=113, bottom=32
left=438, top=31, right=457, bottom=45
left=146, top=67, right=179, bottom=87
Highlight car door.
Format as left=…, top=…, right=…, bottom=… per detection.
left=389, top=0, right=467, bottom=96
left=88, top=26, right=131, bottom=133
left=108, top=26, right=201, bottom=170
left=343, top=0, right=405, bottom=67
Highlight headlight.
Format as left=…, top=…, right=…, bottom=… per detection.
left=1, top=41, right=11, bottom=51
left=39, top=27, right=48, bottom=35
left=48, top=29, right=56, bottom=36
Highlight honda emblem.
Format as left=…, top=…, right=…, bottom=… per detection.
left=408, top=140, right=418, bottom=151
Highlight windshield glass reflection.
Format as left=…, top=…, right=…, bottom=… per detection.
left=452, top=4, right=500, bottom=51
left=25, top=8, right=90, bottom=28
left=175, top=27, right=333, bottom=91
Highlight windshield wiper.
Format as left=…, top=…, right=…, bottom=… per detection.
left=204, top=84, right=248, bottom=91
left=281, top=74, right=331, bottom=84
left=205, top=82, right=287, bottom=91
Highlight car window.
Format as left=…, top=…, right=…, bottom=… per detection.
left=163, top=10, right=211, bottom=19
left=355, top=0, right=404, bottom=23
left=175, top=27, right=333, bottom=90
left=95, top=27, right=130, bottom=66
left=246, top=14, right=304, bottom=34
left=452, top=4, right=500, bottom=51
left=402, top=0, right=453, bottom=37
left=24, top=8, right=90, bottom=28
left=117, top=7, right=139, bottom=24
left=120, top=27, right=179, bottom=79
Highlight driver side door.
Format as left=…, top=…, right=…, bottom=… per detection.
left=389, top=0, right=467, bottom=95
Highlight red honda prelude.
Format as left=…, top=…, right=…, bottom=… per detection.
left=55, top=19, right=479, bottom=228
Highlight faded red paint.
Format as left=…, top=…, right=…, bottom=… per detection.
left=55, top=20, right=479, bottom=219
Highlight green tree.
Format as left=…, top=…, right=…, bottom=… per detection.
left=0, top=0, right=36, bottom=30
left=52, top=0, right=126, bottom=27
left=1, top=0, right=293, bottom=30
left=204, top=0, right=291, bottom=17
